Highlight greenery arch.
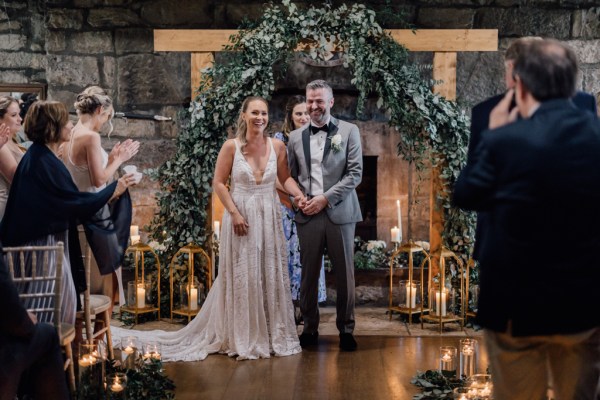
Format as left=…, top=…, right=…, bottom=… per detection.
left=149, top=1, right=475, bottom=261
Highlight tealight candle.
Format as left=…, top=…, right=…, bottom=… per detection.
left=439, top=346, right=457, bottom=378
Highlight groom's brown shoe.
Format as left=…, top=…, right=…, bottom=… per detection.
left=299, top=332, right=318, bottom=348
left=339, top=333, right=357, bottom=351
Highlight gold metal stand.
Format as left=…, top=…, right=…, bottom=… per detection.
left=388, top=240, right=431, bottom=324
left=120, top=242, right=161, bottom=324
left=169, top=244, right=212, bottom=322
left=422, top=247, right=464, bottom=333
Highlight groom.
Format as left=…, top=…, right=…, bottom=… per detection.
left=288, top=79, right=363, bottom=351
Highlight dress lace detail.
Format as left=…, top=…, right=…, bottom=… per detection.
left=112, top=138, right=301, bottom=361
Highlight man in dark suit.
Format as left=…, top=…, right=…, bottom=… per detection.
left=0, top=247, right=70, bottom=400
left=288, top=80, right=362, bottom=351
left=454, top=40, right=600, bottom=400
left=468, top=37, right=597, bottom=261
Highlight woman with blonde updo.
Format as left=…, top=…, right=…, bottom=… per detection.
left=61, top=86, right=139, bottom=318
left=0, top=95, right=26, bottom=219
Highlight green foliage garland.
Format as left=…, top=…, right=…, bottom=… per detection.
left=149, top=1, right=475, bottom=262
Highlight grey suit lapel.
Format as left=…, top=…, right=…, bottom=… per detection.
left=322, top=117, right=339, bottom=162
left=302, top=127, right=311, bottom=176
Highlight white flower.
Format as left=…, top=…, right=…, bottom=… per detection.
left=330, top=133, right=342, bottom=153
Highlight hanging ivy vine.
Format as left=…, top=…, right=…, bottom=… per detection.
left=148, top=1, right=475, bottom=262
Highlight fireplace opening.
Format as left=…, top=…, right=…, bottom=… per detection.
left=355, top=156, right=377, bottom=241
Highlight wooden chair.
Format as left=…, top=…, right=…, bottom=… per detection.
left=4, top=242, right=76, bottom=394
left=76, top=245, right=114, bottom=359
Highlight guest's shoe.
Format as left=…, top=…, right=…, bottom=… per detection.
left=299, top=331, right=318, bottom=348
left=339, top=333, right=357, bottom=352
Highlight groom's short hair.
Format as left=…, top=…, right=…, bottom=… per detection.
left=306, top=80, right=333, bottom=99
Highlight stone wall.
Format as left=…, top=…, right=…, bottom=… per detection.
left=1, top=0, right=599, bottom=243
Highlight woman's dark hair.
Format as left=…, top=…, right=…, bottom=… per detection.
left=19, top=93, right=38, bottom=120
left=24, top=101, right=69, bottom=144
left=281, top=95, right=306, bottom=135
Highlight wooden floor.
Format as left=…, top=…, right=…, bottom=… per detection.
left=164, top=335, right=489, bottom=400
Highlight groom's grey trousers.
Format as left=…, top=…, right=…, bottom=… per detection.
left=297, top=210, right=355, bottom=334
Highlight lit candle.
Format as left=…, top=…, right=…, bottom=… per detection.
left=439, top=346, right=457, bottom=377
left=130, top=225, right=139, bottom=236
left=213, top=220, right=220, bottom=240
left=390, top=226, right=400, bottom=243
left=110, top=381, right=124, bottom=393
left=130, top=234, right=141, bottom=245
left=405, top=284, right=416, bottom=308
left=190, top=287, right=198, bottom=310
left=460, top=341, right=477, bottom=378
left=435, top=290, right=447, bottom=316
left=137, top=284, right=145, bottom=308
left=78, top=354, right=97, bottom=367
left=396, top=199, right=402, bottom=240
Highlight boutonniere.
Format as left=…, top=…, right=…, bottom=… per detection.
left=329, top=133, right=343, bottom=153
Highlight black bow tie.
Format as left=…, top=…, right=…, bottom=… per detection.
left=310, top=124, right=329, bottom=135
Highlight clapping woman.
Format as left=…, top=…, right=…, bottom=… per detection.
left=62, top=86, right=139, bottom=315
left=0, top=101, right=135, bottom=324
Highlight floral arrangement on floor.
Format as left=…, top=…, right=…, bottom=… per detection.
left=354, top=237, right=388, bottom=270
left=78, top=358, right=175, bottom=400
left=411, top=370, right=464, bottom=399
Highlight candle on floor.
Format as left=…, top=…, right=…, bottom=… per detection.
left=439, top=346, right=457, bottom=377
left=460, top=338, right=478, bottom=378
left=214, top=220, right=221, bottom=240
left=405, top=283, right=416, bottom=308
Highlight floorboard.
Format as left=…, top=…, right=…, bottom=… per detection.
left=164, top=335, right=489, bottom=400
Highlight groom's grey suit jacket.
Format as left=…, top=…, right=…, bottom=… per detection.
left=287, top=116, right=363, bottom=225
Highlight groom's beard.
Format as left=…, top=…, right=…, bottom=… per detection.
left=309, top=108, right=328, bottom=125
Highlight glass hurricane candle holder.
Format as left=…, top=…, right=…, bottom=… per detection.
left=452, top=387, right=471, bottom=400
left=143, top=341, right=162, bottom=362
left=107, top=372, right=128, bottom=399
left=466, top=374, right=493, bottom=399
left=78, top=341, right=104, bottom=395
left=121, top=336, right=139, bottom=370
left=439, top=346, right=457, bottom=378
left=398, top=280, right=421, bottom=309
left=459, top=338, right=478, bottom=378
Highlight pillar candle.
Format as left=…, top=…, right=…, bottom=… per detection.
left=396, top=199, right=402, bottom=240
left=137, top=285, right=145, bottom=308
left=405, top=284, right=416, bottom=308
left=190, top=287, right=198, bottom=310
left=391, top=227, right=400, bottom=243
left=435, top=291, right=447, bottom=316
left=130, top=225, right=139, bottom=236
left=130, top=235, right=141, bottom=245
left=214, top=220, right=220, bottom=240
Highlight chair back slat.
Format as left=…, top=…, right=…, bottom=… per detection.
left=3, top=242, right=65, bottom=337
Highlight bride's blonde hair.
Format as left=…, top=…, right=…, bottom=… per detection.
left=74, top=86, right=115, bottom=136
left=235, top=96, right=268, bottom=152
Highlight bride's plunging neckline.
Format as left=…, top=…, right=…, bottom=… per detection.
left=239, top=138, right=272, bottom=185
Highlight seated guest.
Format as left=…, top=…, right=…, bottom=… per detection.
left=0, top=101, right=135, bottom=325
left=0, top=246, right=70, bottom=400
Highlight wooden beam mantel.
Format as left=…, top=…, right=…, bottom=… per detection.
left=154, top=29, right=497, bottom=52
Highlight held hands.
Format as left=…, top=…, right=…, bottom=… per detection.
left=109, top=139, right=141, bottom=164
left=299, top=194, right=328, bottom=215
left=489, top=89, right=519, bottom=130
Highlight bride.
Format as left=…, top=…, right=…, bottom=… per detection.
left=112, top=96, right=305, bottom=361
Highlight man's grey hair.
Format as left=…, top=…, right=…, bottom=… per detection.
left=306, top=80, right=333, bottom=98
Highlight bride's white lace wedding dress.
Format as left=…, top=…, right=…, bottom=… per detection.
left=111, top=138, right=301, bottom=361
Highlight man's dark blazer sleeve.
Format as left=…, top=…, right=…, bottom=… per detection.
left=468, top=94, right=504, bottom=163
left=573, top=91, right=597, bottom=115
left=0, top=249, right=35, bottom=338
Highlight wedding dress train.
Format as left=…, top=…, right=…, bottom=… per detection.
left=111, top=138, right=301, bottom=361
